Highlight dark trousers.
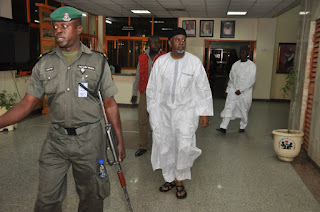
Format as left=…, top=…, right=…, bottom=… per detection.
left=138, top=92, right=150, bottom=149
left=34, top=124, right=109, bottom=212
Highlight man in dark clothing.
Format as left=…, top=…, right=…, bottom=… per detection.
left=131, top=36, right=166, bottom=157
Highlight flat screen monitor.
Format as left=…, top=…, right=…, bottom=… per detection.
left=0, top=17, right=39, bottom=71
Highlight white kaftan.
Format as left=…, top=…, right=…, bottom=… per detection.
left=146, top=52, right=213, bottom=181
left=220, top=60, right=256, bottom=124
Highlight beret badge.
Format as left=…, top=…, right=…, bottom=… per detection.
left=63, top=13, right=71, bottom=21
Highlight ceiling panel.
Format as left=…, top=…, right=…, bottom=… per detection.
left=56, top=0, right=300, bottom=18
left=185, top=6, right=206, bottom=10
left=171, top=12, right=189, bottom=17
left=206, top=6, right=229, bottom=10
left=228, top=6, right=252, bottom=10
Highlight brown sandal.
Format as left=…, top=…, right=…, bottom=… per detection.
left=159, top=181, right=176, bottom=192
left=176, top=185, right=187, bottom=199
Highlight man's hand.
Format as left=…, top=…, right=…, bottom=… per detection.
left=131, top=96, right=137, bottom=104
left=200, top=116, right=209, bottom=128
left=118, top=143, right=126, bottom=162
left=103, top=97, right=126, bottom=162
left=0, top=94, right=40, bottom=128
left=235, top=90, right=241, bottom=95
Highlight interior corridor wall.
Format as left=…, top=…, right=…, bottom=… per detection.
left=179, top=17, right=275, bottom=99
left=254, top=18, right=277, bottom=100
left=271, top=6, right=300, bottom=100
left=303, top=0, right=320, bottom=168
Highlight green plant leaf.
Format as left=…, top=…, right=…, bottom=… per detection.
left=281, top=67, right=296, bottom=95
left=0, top=90, right=17, bottom=110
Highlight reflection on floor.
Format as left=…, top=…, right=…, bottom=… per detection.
left=0, top=99, right=319, bottom=211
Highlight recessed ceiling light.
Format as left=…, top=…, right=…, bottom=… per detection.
left=227, top=11, right=247, bottom=15
left=131, top=10, right=150, bottom=14
left=299, top=11, right=309, bottom=15
left=150, top=20, right=164, bottom=24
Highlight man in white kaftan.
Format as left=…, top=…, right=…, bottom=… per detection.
left=217, top=47, right=256, bottom=134
left=146, top=28, right=213, bottom=199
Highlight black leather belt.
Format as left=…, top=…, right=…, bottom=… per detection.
left=52, top=122, right=100, bottom=136
left=65, top=128, right=77, bottom=135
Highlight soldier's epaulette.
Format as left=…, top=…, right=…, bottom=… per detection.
left=38, top=49, right=55, bottom=60
left=91, top=50, right=107, bottom=58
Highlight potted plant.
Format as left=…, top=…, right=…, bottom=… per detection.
left=0, top=90, right=18, bottom=131
left=272, top=68, right=304, bottom=162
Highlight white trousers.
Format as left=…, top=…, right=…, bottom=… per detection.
left=162, top=165, right=191, bottom=182
left=220, top=117, right=248, bottom=130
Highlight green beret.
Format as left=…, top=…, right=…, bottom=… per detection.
left=50, top=6, right=82, bottom=22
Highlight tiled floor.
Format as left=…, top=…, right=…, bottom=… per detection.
left=0, top=99, right=319, bottom=211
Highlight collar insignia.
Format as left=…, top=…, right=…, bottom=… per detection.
left=45, top=67, right=54, bottom=72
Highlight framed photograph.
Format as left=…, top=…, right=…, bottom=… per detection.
left=220, top=20, right=235, bottom=38
left=277, top=43, right=296, bottom=74
left=200, top=20, right=214, bottom=37
left=182, top=20, right=196, bottom=37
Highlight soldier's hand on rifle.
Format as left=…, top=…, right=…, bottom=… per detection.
left=118, top=143, right=126, bottom=161
left=131, top=96, right=137, bottom=104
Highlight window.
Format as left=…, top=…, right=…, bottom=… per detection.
left=107, top=40, right=117, bottom=67
left=154, top=18, right=177, bottom=37
left=47, top=0, right=61, bottom=8
left=105, top=38, right=170, bottom=70
left=88, top=13, right=96, bottom=35
left=80, top=11, right=87, bottom=34
left=106, top=17, right=129, bottom=36
left=105, top=17, right=176, bottom=70
left=118, top=40, right=129, bottom=67
left=30, top=0, right=45, bottom=24
left=133, top=40, right=143, bottom=67
left=130, top=18, right=152, bottom=37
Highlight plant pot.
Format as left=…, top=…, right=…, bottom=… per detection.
left=272, top=129, right=304, bottom=162
left=0, top=107, right=17, bottom=132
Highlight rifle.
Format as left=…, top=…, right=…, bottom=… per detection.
left=97, top=91, right=133, bottom=212
left=79, top=82, right=133, bottom=212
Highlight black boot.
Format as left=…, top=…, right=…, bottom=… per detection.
left=216, top=128, right=226, bottom=134
left=135, top=149, right=147, bottom=157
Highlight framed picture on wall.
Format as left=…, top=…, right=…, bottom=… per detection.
left=277, top=43, right=296, bottom=74
left=182, top=20, right=196, bottom=37
left=200, top=20, right=214, bottom=37
left=220, top=20, right=235, bottom=38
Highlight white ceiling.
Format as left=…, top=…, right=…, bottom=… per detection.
left=57, top=0, right=300, bottom=18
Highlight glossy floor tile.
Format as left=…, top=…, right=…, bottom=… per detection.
left=0, top=99, right=319, bottom=212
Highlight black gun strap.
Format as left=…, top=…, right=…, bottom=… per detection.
left=78, top=57, right=106, bottom=98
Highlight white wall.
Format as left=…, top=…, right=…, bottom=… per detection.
left=179, top=17, right=275, bottom=99
left=254, top=18, right=277, bottom=99
left=271, top=6, right=300, bottom=99
left=179, top=18, right=258, bottom=63
left=113, top=75, right=136, bottom=104
left=0, top=0, right=12, bottom=19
